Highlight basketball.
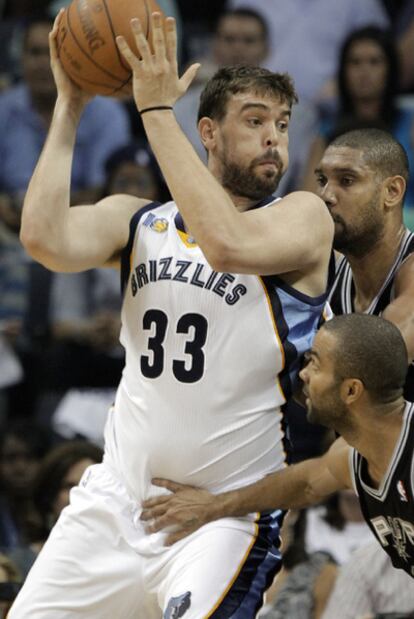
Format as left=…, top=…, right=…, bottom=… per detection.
left=56, top=0, right=165, bottom=97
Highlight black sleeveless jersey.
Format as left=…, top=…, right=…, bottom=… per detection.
left=352, top=401, right=414, bottom=576
left=328, top=229, right=414, bottom=401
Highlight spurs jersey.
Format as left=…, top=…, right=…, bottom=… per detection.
left=351, top=401, right=414, bottom=576
left=329, top=229, right=414, bottom=401
left=104, top=198, right=330, bottom=503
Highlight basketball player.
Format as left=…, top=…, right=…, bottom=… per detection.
left=137, top=129, right=414, bottom=559
left=315, top=128, right=414, bottom=401
left=141, top=314, right=414, bottom=577
left=8, top=12, right=333, bottom=619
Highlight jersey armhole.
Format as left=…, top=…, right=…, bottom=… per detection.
left=120, top=201, right=162, bottom=295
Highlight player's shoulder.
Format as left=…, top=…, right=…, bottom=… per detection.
left=394, top=251, right=414, bottom=294
left=94, top=194, right=157, bottom=224
left=276, top=191, right=333, bottom=231
left=325, top=437, right=353, bottom=489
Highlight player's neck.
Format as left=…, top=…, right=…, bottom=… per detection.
left=346, top=223, right=406, bottom=312
left=227, top=191, right=261, bottom=213
left=346, top=400, right=406, bottom=488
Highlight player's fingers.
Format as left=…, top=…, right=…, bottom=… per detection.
left=130, top=18, right=153, bottom=67
left=49, top=9, right=64, bottom=58
left=116, top=34, right=141, bottom=72
left=146, top=513, right=173, bottom=533
left=165, top=17, right=177, bottom=68
left=140, top=503, right=169, bottom=521
left=150, top=12, right=167, bottom=63
left=142, top=494, right=171, bottom=509
left=179, top=63, right=201, bottom=94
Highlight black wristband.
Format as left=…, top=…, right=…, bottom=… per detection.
left=139, top=105, right=173, bottom=115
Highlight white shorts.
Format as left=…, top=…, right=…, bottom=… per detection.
left=8, top=463, right=284, bottom=618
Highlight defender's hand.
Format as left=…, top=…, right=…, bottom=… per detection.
left=116, top=13, right=199, bottom=112
left=49, top=10, right=92, bottom=111
left=141, top=479, right=221, bottom=545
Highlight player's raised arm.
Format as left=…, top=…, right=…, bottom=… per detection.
left=141, top=438, right=351, bottom=545
left=117, top=14, right=333, bottom=278
left=20, top=12, right=149, bottom=272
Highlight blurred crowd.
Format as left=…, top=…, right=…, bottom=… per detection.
left=0, top=0, right=414, bottom=615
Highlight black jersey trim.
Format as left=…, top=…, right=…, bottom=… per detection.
left=206, top=510, right=284, bottom=618
left=263, top=274, right=329, bottom=306
left=120, top=201, right=162, bottom=295
left=357, top=402, right=413, bottom=502
left=330, top=229, right=414, bottom=316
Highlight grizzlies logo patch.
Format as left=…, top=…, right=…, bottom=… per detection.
left=164, top=591, right=191, bottom=618
left=143, top=213, right=169, bottom=233
left=151, top=217, right=169, bottom=233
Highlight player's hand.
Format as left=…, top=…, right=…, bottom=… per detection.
left=116, top=12, right=200, bottom=111
left=49, top=10, right=92, bottom=111
left=141, top=479, right=221, bottom=545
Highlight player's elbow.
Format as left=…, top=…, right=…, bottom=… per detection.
left=20, top=223, right=62, bottom=271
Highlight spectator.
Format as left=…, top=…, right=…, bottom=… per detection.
left=0, top=193, right=30, bottom=351
left=102, top=142, right=166, bottom=201
left=302, top=27, right=414, bottom=215
left=0, top=422, right=51, bottom=553
left=10, top=440, right=103, bottom=578
left=0, top=14, right=131, bottom=204
left=382, top=0, right=414, bottom=91
left=305, top=490, right=373, bottom=565
left=34, top=440, right=103, bottom=531
left=228, top=0, right=389, bottom=104
left=322, top=542, right=414, bottom=619
left=0, top=553, right=21, bottom=619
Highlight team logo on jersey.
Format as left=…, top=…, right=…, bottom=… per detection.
left=164, top=591, right=191, bottom=618
left=143, top=212, right=169, bottom=233
left=397, top=480, right=409, bottom=502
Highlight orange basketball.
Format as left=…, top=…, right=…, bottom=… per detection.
left=56, top=0, right=165, bottom=97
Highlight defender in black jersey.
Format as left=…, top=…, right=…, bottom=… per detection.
left=141, top=315, right=414, bottom=577
left=314, top=129, right=414, bottom=400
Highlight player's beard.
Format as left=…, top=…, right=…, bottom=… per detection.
left=306, top=384, right=351, bottom=434
left=219, top=147, right=284, bottom=201
left=333, top=191, right=385, bottom=258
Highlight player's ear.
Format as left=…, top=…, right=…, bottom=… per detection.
left=383, top=175, right=406, bottom=211
left=340, top=378, right=364, bottom=405
left=198, top=117, right=217, bottom=151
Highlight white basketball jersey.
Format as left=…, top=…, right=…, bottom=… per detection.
left=104, top=199, right=329, bottom=503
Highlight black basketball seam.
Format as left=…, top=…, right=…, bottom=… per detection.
left=65, top=0, right=124, bottom=84
left=68, top=71, right=126, bottom=90
left=111, top=73, right=132, bottom=95
left=101, top=0, right=131, bottom=74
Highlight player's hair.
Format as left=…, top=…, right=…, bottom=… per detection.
left=322, top=314, right=408, bottom=405
left=338, top=26, right=399, bottom=128
left=198, top=65, right=297, bottom=122
left=215, top=8, right=269, bottom=42
left=33, top=440, right=103, bottom=522
left=330, top=128, right=409, bottom=185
